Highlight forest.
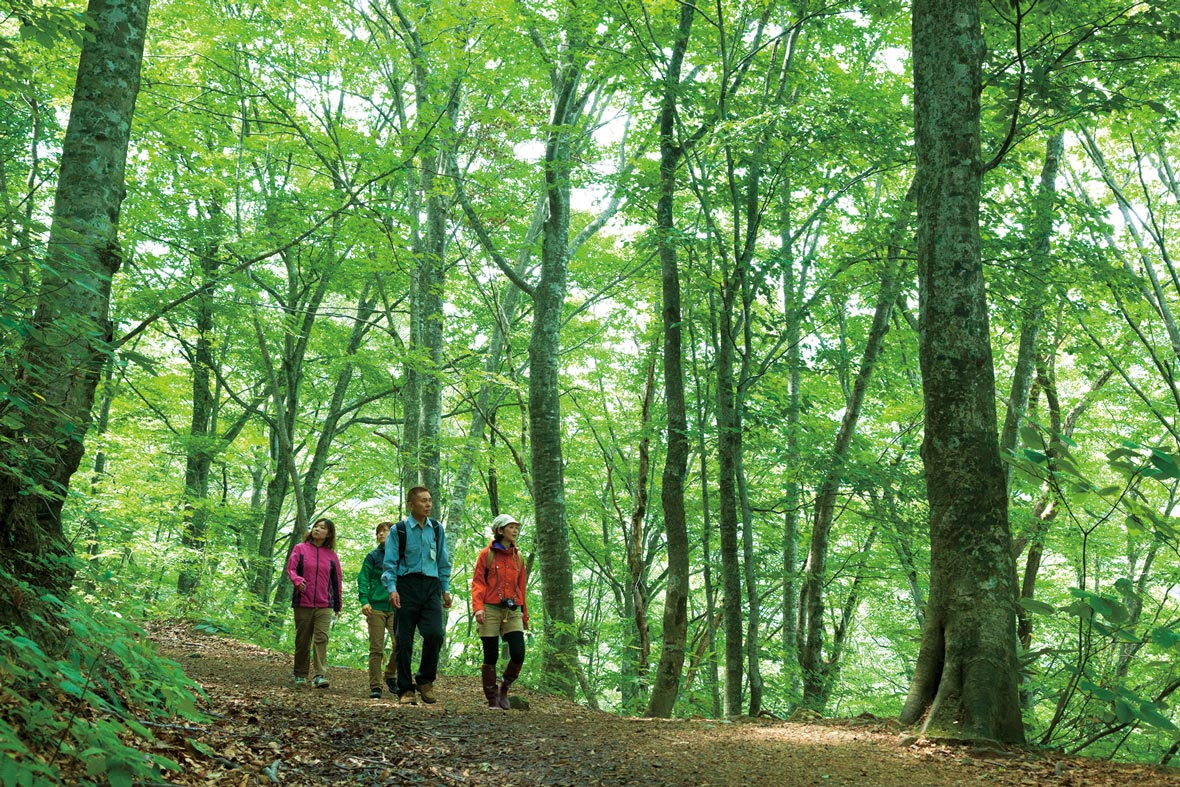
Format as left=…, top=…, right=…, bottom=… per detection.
left=2, top=0, right=1180, bottom=783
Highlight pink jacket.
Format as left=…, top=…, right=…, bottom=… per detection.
left=287, top=541, right=342, bottom=612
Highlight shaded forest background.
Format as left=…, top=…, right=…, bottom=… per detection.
left=3, top=0, right=1180, bottom=783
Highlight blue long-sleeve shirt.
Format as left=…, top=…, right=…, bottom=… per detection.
left=381, top=514, right=452, bottom=594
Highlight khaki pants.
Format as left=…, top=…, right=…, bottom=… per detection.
left=293, top=607, right=333, bottom=678
left=366, top=608, right=398, bottom=689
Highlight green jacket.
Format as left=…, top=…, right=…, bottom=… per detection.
left=357, top=545, right=393, bottom=612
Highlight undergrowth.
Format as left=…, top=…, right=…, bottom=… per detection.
left=0, top=568, right=205, bottom=787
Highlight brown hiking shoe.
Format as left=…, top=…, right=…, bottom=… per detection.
left=398, top=690, right=417, bottom=705
left=417, top=682, right=437, bottom=704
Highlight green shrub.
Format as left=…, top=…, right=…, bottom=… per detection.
left=0, top=569, right=204, bottom=787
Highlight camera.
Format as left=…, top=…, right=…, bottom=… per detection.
left=503, top=598, right=517, bottom=610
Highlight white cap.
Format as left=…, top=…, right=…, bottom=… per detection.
left=491, top=513, right=520, bottom=534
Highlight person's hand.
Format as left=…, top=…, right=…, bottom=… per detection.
left=475, top=609, right=485, bottom=624
left=361, top=604, right=372, bottom=618
left=294, top=578, right=306, bottom=589
left=442, top=591, right=453, bottom=609
left=389, top=591, right=401, bottom=609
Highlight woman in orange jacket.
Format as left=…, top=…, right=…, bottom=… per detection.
left=471, top=513, right=528, bottom=709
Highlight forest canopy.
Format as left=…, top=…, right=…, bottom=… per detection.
left=2, top=0, right=1180, bottom=777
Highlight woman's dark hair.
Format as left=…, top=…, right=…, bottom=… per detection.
left=304, top=518, right=337, bottom=551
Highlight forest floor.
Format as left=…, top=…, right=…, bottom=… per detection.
left=145, top=621, right=1180, bottom=787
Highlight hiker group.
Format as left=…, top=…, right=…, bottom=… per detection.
left=285, top=486, right=528, bottom=710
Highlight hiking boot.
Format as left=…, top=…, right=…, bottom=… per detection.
left=369, top=688, right=382, bottom=699
left=499, top=660, right=523, bottom=710
left=417, top=682, right=437, bottom=704
left=293, top=676, right=307, bottom=687
left=399, top=690, right=417, bottom=705
left=312, top=675, right=329, bottom=689
left=385, top=677, right=398, bottom=695
left=481, top=664, right=501, bottom=708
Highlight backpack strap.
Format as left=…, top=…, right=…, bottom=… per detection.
left=485, top=543, right=521, bottom=579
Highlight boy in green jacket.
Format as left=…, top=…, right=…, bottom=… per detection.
left=358, top=521, right=398, bottom=698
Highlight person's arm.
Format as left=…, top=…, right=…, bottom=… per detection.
left=381, top=526, right=399, bottom=594
left=358, top=553, right=374, bottom=617
left=333, top=553, right=343, bottom=614
left=471, top=547, right=488, bottom=623
left=437, top=522, right=452, bottom=592
left=382, top=524, right=401, bottom=608
left=286, top=544, right=305, bottom=588
left=517, top=558, right=529, bottom=629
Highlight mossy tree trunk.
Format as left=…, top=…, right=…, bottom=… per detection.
left=900, top=0, right=1025, bottom=744
left=0, top=0, right=151, bottom=629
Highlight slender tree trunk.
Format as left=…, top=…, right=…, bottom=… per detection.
left=689, top=321, right=722, bottom=717
left=84, top=361, right=117, bottom=559
left=444, top=194, right=543, bottom=529
left=799, top=230, right=909, bottom=711
left=646, top=0, right=695, bottom=719
left=623, top=349, right=656, bottom=704
left=390, top=0, right=464, bottom=498
left=178, top=242, right=220, bottom=595
left=713, top=287, right=745, bottom=715
left=1000, top=131, right=1064, bottom=482
left=530, top=54, right=582, bottom=697
left=782, top=258, right=802, bottom=676
left=900, top=0, right=1024, bottom=743
left=0, top=0, right=150, bottom=629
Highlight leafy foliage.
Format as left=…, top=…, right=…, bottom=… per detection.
left=0, top=561, right=203, bottom=787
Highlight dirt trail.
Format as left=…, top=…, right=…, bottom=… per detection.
left=148, top=623, right=1180, bottom=786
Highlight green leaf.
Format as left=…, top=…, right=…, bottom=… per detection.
left=1018, top=597, right=1057, bottom=616
left=187, top=738, right=218, bottom=758
left=1149, top=449, right=1180, bottom=479
left=1079, top=679, right=1117, bottom=702
left=1151, top=627, right=1180, bottom=649
left=108, top=760, right=134, bottom=787
left=1019, top=425, right=1045, bottom=450
left=151, top=754, right=183, bottom=773
left=1070, top=588, right=1130, bottom=624
left=1138, top=702, right=1178, bottom=731
left=1114, top=698, right=1135, bottom=724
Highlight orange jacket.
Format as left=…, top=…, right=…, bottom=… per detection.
left=471, top=541, right=528, bottom=626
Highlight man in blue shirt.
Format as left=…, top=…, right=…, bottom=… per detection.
left=383, top=486, right=453, bottom=704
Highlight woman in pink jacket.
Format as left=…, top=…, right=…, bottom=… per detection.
left=286, top=518, right=343, bottom=688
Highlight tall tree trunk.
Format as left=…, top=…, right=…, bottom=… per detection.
left=390, top=0, right=464, bottom=498
left=530, top=50, right=583, bottom=698
left=0, top=0, right=150, bottom=629
left=999, top=131, right=1064, bottom=481
left=690, top=321, right=722, bottom=717
left=646, top=0, right=695, bottom=719
left=622, top=350, right=656, bottom=705
left=900, top=0, right=1024, bottom=743
left=713, top=286, right=745, bottom=715
left=178, top=239, right=220, bottom=595
left=781, top=223, right=803, bottom=675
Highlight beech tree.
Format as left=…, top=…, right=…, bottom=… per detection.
left=0, top=0, right=151, bottom=628
left=900, top=0, right=1024, bottom=743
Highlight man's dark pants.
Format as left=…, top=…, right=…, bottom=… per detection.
left=394, top=573, right=445, bottom=694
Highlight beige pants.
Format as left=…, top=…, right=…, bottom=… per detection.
left=477, top=604, right=525, bottom=637
left=366, top=608, right=398, bottom=689
left=293, top=607, right=333, bottom=678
